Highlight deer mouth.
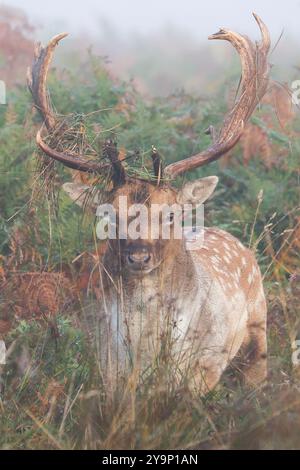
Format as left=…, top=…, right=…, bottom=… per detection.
left=127, top=265, right=154, bottom=274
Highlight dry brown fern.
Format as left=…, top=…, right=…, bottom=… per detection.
left=6, top=209, right=43, bottom=271
left=36, top=379, right=66, bottom=417
left=71, top=246, right=107, bottom=300
left=240, top=123, right=272, bottom=168
left=1, top=272, right=75, bottom=334
left=274, top=218, right=300, bottom=278
left=223, top=83, right=295, bottom=168
left=263, top=82, right=295, bottom=128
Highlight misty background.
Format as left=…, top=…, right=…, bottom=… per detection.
left=1, top=0, right=300, bottom=96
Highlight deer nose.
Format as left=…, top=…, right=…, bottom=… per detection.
left=127, top=248, right=151, bottom=267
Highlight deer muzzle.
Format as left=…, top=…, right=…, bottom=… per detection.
left=126, top=246, right=152, bottom=271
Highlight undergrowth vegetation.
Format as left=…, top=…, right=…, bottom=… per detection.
left=0, top=49, right=299, bottom=449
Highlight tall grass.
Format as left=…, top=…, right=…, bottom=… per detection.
left=0, top=52, right=299, bottom=450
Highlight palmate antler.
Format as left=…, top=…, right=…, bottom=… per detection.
left=27, top=33, right=113, bottom=175
left=28, top=13, right=270, bottom=181
left=164, top=13, right=271, bottom=178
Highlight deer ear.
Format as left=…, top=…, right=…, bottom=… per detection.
left=176, top=176, right=219, bottom=205
left=62, top=182, right=101, bottom=210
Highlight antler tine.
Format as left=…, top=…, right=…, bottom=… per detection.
left=28, top=33, right=121, bottom=176
left=103, top=139, right=126, bottom=186
left=253, top=12, right=271, bottom=53
left=27, top=33, right=68, bottom=130
left=151, top=146, right=163, bottom=182
left=164, top=13, right=270, bottom=179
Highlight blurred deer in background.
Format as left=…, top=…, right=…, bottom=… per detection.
left=28, top=14, right=270, bottom=394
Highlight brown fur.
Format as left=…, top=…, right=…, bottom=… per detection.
left=67, top=179, right=267, bottom=394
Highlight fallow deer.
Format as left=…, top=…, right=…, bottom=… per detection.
left=28, top=14, right=270, bottom=394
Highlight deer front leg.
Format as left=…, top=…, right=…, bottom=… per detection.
left=241, top=294, right=268, bottom=386
left=194, top=365, right=224, bottom=395
left=184, top=352, right=228, bottom=395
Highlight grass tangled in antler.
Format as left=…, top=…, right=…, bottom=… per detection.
left=32, top=106, right=167, bottom=214
left=32, top=113, right=107, bottom=209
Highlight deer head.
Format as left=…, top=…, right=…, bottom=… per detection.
left=28, top=14, right=270, bottom=277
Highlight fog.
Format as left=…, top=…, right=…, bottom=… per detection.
left=2, top=0, right=299, bottom=95
left=3, top=0, right=300, bottom=39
